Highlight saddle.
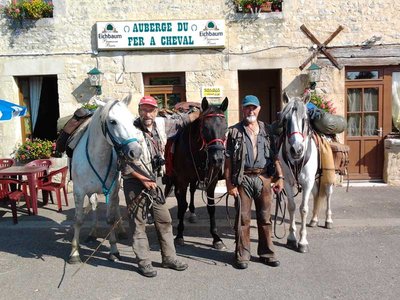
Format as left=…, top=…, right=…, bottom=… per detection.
left=56, top=107, right=94, bottom=157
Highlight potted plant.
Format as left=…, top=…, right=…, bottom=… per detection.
left=236, top=0, right=265, bottom=14
left=271, top=0, right=283, bottom=12
left=12, top=138, right=59, bottom=164
left=1, top=0, right=53, bottom=23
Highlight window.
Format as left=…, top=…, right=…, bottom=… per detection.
left=143, top=73, right=186, bottom=109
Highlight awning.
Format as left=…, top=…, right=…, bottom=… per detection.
left=0, top=99, right=27, bottom=122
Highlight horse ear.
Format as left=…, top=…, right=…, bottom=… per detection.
left=94, top=98, right=106, bottom=107
left=283, top=92, right=290, bottom=104
left=302, top=90, right=311, bottom=104
left=122, top=93, right=132, bottom=106
left=219, top=97, right=229, bottom=112
left=201, top=97, right=209, bottom=111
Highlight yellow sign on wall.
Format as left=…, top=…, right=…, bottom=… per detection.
left=201, top=86, right=222, bottom=98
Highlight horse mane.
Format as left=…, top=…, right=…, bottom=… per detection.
left=280, top=97, right=307, bottom=123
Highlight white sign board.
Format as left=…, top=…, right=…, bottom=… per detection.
left=201, top=86, right=223, bottom=98
left=96, top=20, right=225, bottom=50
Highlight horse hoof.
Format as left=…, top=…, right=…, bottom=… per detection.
left=68, top=256, right=82, bottom=264
left=213, top=241, right=227, bottom=250
left=297, top=244, right=309, bottom=253
left=174, top=237, right=185, bottom=246
left=309, top=220, right=318, bottom=227
left=117, top=231, right=129, bottom=240
left=85, top=235, right=97, bottom=243
left=108, top=252, right=122, bottom=262
left=188, top=213, right=197, bottom=223
left=325, top=221, right=333, bottom=229
left=287, top=240, right=297, bottom=250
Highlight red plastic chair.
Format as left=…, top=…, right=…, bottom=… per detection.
left=0, top=178, right=30, bottom=224
left=36, top=166, right=69, bottom=212
left=0, top=158, right=15, bottom=169
left=22, top=159, right=53, bottom=204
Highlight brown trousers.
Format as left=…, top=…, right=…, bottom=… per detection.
left=235, top=175, right=276, bottom=262
left=123, top=177, right=176, bottom=267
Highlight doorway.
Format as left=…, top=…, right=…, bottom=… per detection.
left=17, top=75, right=59, bottom=141
left=238, top=69, right=281, bottom=124
left=345, top=67, right=393, bottom=180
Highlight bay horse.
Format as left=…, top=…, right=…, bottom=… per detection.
left=167, top=97, right=228, bottom=249
left=278, top=92, right=334, bottom=253
left=68, top=96, right=142, bottom=264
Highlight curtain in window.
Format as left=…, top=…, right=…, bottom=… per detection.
left=347, top=89, right=361, bottom=136
left=392, top=72, right=400, bottom=131
left=364, top=88, right=378, bottom=136
left=29, top=76, right=43, bottom=131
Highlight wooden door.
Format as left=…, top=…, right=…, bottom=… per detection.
left=345, top=67, right=390, bottom=179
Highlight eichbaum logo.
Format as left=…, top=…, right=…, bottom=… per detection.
left=200, top=21, right=223, bottom=38
left=98, top=23, right=122, bottom=39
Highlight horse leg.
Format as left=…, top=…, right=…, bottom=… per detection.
left=285, top=184, right=298, bottom=250
left=69, top=192, right=85, bottom=264
left=207, top=185, right=226, bottom=250
left=309, top=181, right=320, bottom=228
left=298, top=184, right=313, bottom=253
left=188, top=181, right=197, bottom=223
left=85, top=194, right=98, bottom=243
left=324, top=183, right=334, bottom=229
left=175, top=185, right=188, bottom=246
left=106, top=191, right=122, bottom=261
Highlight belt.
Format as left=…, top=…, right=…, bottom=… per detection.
left=243, top=168, right=266, bottom=176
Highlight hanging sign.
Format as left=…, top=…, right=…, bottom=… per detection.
left=201, top=86, right=223, bottom=98
left=96, top=20, right=225, bottom=50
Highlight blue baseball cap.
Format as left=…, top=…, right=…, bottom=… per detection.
left=242, top=95, right=260, bottom=107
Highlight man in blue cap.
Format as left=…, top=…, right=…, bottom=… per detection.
left=224, top=95, right=284, bottom=269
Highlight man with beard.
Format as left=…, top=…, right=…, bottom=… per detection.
left=224, top=95, right=284, bottom=269
left=119, top=96, right=198, bottom=277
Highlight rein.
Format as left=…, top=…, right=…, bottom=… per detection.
left=188, top=111, right=227, bottom=204
left=86, top=101, right=138, bottom=203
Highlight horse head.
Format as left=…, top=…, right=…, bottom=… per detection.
left=280, top=92, right=311, bottom=160
left=199, top=97, right=228, bottom=169
left=96, top=95, right=142, bottom=161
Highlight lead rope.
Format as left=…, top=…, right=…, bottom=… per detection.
left=85, top=134, right=118, bottom=203
left=273, top=189, right=287, bottom=239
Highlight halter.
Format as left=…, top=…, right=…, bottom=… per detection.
left=86, top=100, right=138, bottom=203
left=102, top=100, right=139, bottom=155
left=199, top=113, right=226, bottom=151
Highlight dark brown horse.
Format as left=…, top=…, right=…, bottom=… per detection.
left=166, top=97, right=228, bottom=249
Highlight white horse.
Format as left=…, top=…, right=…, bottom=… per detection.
left=68, top=96, right=142, bottom=264
left=278, top=93, right=334, bottom=253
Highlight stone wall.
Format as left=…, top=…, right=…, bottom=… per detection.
left=1, top=0, right=399, bottom=154
left=383, top=139, right=400, bottom=185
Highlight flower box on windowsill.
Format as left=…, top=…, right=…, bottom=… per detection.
left=236, top=1, right=283, bottom=14
left=1, top=0, right=54, bottom=23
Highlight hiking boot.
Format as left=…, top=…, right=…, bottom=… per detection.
left=138, top=263, right=157, bottom=277
left=259, top=257, right=280, bottom=267
left=234, top=260, right=249, bottom=269
left=161, top=257, right=188, bottom=271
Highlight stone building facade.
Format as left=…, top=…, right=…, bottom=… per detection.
left=0, top=0, right=399, bottom=183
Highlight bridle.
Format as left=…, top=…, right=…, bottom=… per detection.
left=86, top=100, right=139, bottom=202
left=101, top=100, right=139, bottom=156
left=189, top=111, right=227, bottom=204
left=199, top=113, right=226, bottom=151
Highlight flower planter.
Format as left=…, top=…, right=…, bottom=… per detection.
left=260, top=1, right=272, bottom=12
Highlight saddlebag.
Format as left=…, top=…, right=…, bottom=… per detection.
left=329, top=142, right=350, bottom=175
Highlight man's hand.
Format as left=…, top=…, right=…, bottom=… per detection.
left=226, top=182, right=239, bottom=198
left=272, top=178, right=284, bottom=194
left=141, top=178, right=157, bottom=190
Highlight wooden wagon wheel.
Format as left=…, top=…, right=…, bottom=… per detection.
left=299, top=24, right=344, bottom=70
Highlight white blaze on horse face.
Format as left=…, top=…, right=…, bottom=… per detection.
left=288, top=112, right=305, bottom=159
